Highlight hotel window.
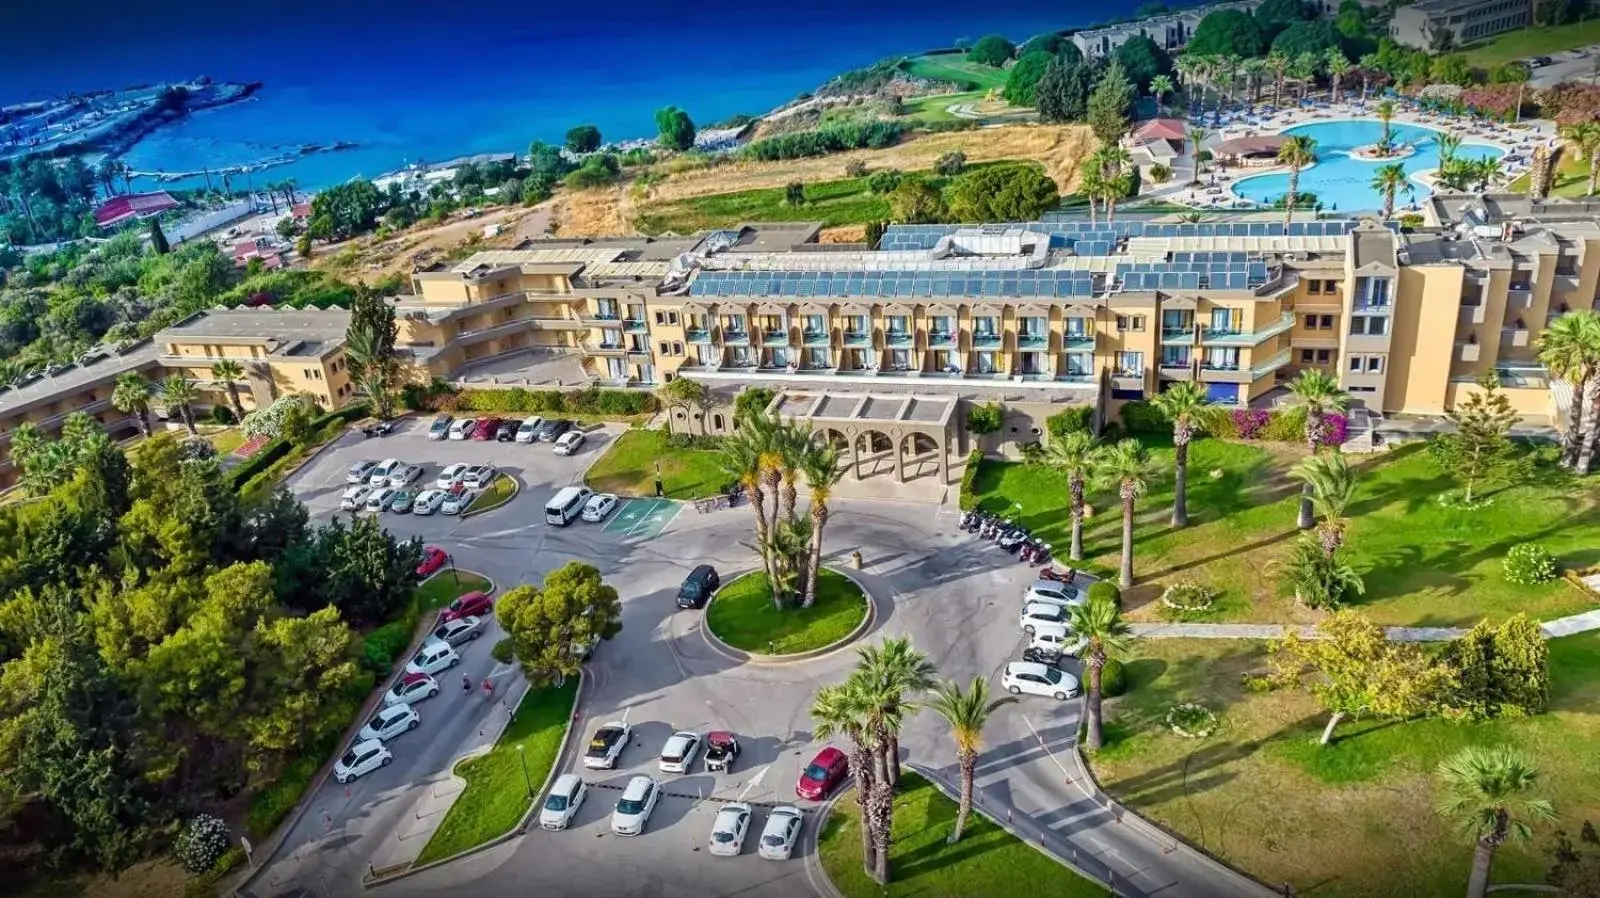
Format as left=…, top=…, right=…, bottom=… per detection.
left=1116, top=315, right=1128, bottom=332
left=889, top=349, right=911, bottom=370
left=1301, top=349, right=1316, bottom=363
left=848, top=315, right=869, bottom=334
left=975, top=352, right=999, bottom=374
left=931, top=315, right=953, bottom=334
left=1303, top=314, right=1319, bottom=330
left=1350, top=315, right=1388, bottom=336
left=1116, top=351, right=1143, bottom=375
left=1065, top=317, right=1089, bottom=337
left=1319, top=315, right=1334, bottom=329
left=1161, top=347, right=1191, bottom=366
left=672, top=342, right=683, bottom=355
left=1206, top=348, right=1240, bottom=369
left=888, top=315, right=909, bottom=335
left=1317, top=350, right=1332, bottom=363
left=1366, top=356, right=1383, bottom=373
left=1349, top=356, right=1365, bottom=373
left=1065, top=353, right=1093, bottom=376
left=973, top=316, right=998, bottom=335
left=1020, top=316, right=1046, bottom=338
left=805, top=348, right=830, bottom=368
left=1131, top=315, right=1146, bottom=332
left=1308, top=280, right=1323, bottom=295
left=1209, top=308, right=1234, bottom=332
left=805, top=314, right=826, bottom=334
left=659, top=342, right=671, bottom=355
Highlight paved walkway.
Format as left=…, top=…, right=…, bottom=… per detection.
left=1130, top=608, right=1600, bottom=643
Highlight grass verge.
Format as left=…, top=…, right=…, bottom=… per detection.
left=705, top=568, right=866, bottom=654
left=1460, top=21, right=1600, bottom=67
left=1088, top=633, right=1600, bottom=898
left=415, top=572, right=492, bottom=614
left=818, top=771, right=1111, bottom=897
left=414, top=679, right=579, bottom=865
left=466, top=476, right=518, bottom=515
left=205, top=427, right=247, bottom=455
left=901, top=52, right=1009, bottom=90
left=584, top=428, right=727, bottom=499
left=971, top=439, right=1600, bottom=626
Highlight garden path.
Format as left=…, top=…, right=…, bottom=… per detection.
left=1129, top=608, right=1600, bottom=642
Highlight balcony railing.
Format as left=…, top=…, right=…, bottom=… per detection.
left=580, top=342, right=627, bottom=356
left=1457, top=341, right=1481, bottom=362
left=685, top=327, right=714, bottom=343
left=579, top=310, right=622, bottom=324
left=623, top=318, right=649, bottom=334
left=802, top=329, right=831, bottom=347
left=1501, top=326, right=1530, bottom=348
left=843, top=330, right=873, bottom=348
left=1459, top=303, right=1486, bottom=325
left=1250, top=347, right=1293, bottom=378
left=1017, top=333, right=1049, bottom=350
left=761, top=328, right=793, bottom=347
left=885, top=331, right=914, bottom=347
left=1201, top=312, right=1296, bottom=346
left=971, top=332, right=1004, bottom=349
left=1507, top=287, right=1533, bottom=308
left=721, top=328, right=751, bottom=344
left=1161, top=325, right=1196, bottom=343
left=1063, top=332, right=1097, bottom=350
left=1057, top=371, right=1095, bottom=383
left=926, top=330, right=958, bottom=348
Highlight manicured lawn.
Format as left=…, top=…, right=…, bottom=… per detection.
left=902, top=52, right=1009, bottom=91
left=818, top=771, right=1111, bottom=897
left=1460, top=20, right=1600, bottom=67
left=415, top=571, right=492, bottom=614
left=466, top=475, right=517, bottom=514
left=1509, top=145, right=1591, bottom=199
left=900, top=90, right=988, bottom=124
left=205, top=427, right=246, bottom=455
left=414, top=679, right=579, bottom=865
left=705, top=568, right=866, bottom=654
left=1089, top=633, right=1600, bottom=898
left=971, top=440, right=1600, bottom=626
left=583, top=428, right=727, bottom=499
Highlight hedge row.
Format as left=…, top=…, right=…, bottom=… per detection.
left=958, top=448, right=984, bottom=511
left=449, top=386, right=657, bottom=417
left=226, top=401, right=370, bottom=489
left=1045, top=406, right=1094, bottom=442
left=1119, top=400, right=1322, bottom=444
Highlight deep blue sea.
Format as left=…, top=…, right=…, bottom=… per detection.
left=2, top=0, right=1176, bottom=191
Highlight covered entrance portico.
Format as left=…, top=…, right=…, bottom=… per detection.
left=766, top=390, right=960, bottom=486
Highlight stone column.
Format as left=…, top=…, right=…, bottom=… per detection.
left=939, top=431, right=951, bottom=484
left=852, top=435, right=864, bottom=480
left=894, top=436, right=906, bottom=483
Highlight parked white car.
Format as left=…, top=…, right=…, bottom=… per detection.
left=515, top=416, right=545, bottom=443
left=365, top=487, right=400, bottom=512
left=584, top=721, right=632, bottom=770
left=611, top=775, right=661, bottom=835
left=1020, top=602, right=1068, bottom=635
left=658, top=731, right=703, bottom=774
left=553, top=431, right=586, bottom=456
left=358, top=703, right=420, bottom=742
left=1023, top=580, right=1085, bottom=609
left=1030, top=623, right=1088, bottom=657
left=463, top=464, right=499, bottom=489
left=431, top=615, right=485, bottom=647
left=333, top=739, right=392, bottom=784
left=435, top=464, right=471, bottom=489
left=346, top=460, right=379, bottom=484
left=404, top=639, right=461, bottom=676
left=384, top=672, right=440, bottom=706
left=387, top=463, right=424, bottom=488
left=367, top=458, right=402, bottom=486
left=447, top=418, right=476, bottom=440
left=441, top=489, right=477, bottom=515
left=539, top=773, right=587, bottom=830
left=581, top=493, right=619, bottom=522
left=339, top=485, right=373, bottom=510
left=758, top=805, right=804, bottom=860
left=411, top=489, right=448, bottom=516
left=1001, top=661, right=1080, bottom=700
left=707, top=803, right=752, bottom=857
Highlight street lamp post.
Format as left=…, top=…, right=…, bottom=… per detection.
left=516, top=744, right=533, bottom=797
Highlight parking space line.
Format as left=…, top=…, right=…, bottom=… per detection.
left=625, top=499, right=679, bottom=539
left=602, top=499, right=646, bottom=534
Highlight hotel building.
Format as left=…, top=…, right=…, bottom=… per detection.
left=1389, top=0, right=1533, bottom=50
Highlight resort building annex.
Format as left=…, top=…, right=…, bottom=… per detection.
left=0, top=197, right=1591, bottom=487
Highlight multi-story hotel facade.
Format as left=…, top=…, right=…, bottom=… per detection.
left=0, top=195, right=1590, bottom=489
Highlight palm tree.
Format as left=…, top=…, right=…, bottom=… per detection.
left=1097, top=439, right=1158, bottom=589
left=720, top=433, right=782, bottom=603
left=1066, top=591, right=1133, bottom=751
left=1437, top=132, right=1462, bottom=170
left=1292, top=52, right=1321, bottom=102
left=1325, top=49, right=1351, bottom=104
left=1371, top=163, right=1408, bottom=220
left=1358, top=53, right=1381, bottom=100
left=1560, top=121, right=1600, bottom=194
left=160, top=374, right=198, bottom=436
left=1267, top=52, right=1290, bottom=107
left=777, top=420, right=811, bottom=524
left=1284, top=370, right=1351, bottom=529
left=1277, top=135, right=1317, bottom=224
left=750, top=413, right=787, bottom=542
left=1537, top=310, right=1600, bottom=470
left=210, top=359, right=247, bottom=421
left=112, top=372, right=153, bottom=437
left=1473, top=156, right=1504, bottom=192
left=799, top=438, right=844, bottom=607
left=855, top=637, right=937, bottom=788
left=1292, top=452, right=1358, bottom=556
left=1149, top=74, right=1174, bottom=112
left=1187, top=126, right=1208, bottom=181
left=811, top=682, right=883, bottom=882
left=1044, top=430, right=1099, bottom=561
left=1078, top=164, right=1107, bottom=226
left=1242, top=58, right=1269, bottom=105
left=1150, top=382, right=1209, bottom=527
left=1375, top=99, right=1397, bottom=154
left=926, top=677, right=1015, bottom=843
left=1216, top=55, right=1241, bottom=115
left=1435, top=746, right=1555, bottom=898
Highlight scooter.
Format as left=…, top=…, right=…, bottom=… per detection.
left=981, top=517, right=1001, bottom=540
left=1018, top=541, right=1036, bottom=564
left=998, top=526, right=1030, bottom=553
left=1033, top=542, right=1054, bottom=567
left=959, top=509, right=980, bottom=532
left=1022, top=646, right=1063, bottom=667
left=1038, top=565, right=1076, bottom=584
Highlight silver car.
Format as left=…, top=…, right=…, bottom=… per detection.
left=387, top=463, right=424, bottom=488
left=431, top=615, right=485, bottom=646
left=412, top=489, right=448, bottom=516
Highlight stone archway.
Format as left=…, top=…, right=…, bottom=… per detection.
left=899, top=432, right=941, bottom=481
left=822, top=428, right=852, bottom=471
left=853, top=430, right=895, bottom=479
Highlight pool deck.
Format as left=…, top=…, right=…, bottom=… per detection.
left=1155, top=98, right=1558, bottom=214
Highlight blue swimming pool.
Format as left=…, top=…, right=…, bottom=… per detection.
left=1232, top=120, right=1504, bottom=212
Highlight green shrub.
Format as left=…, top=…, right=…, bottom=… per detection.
left=958, top=448, right=984, bottom=511
left=966, top=402, right=1003, bottom=435
left=1100, top=659, right=1127, bottom=697
left=360, top=617, right=416, bottom=673
left=1119, top=400, right=1168, bottom=435
left=1046, top=406, right=1095, bottom=441
left=1087, top=580, right=1122, bottom=608
left=734, top=387, right=776, bottom=423
left=1262, top=406, right=1308, bottom=443
left=208, top=405, right=237, bottom=425
left=226, top=437, right=292, bottom=488
left=173, top=814, right=231, bottom=874
left=1017, top=441, right=1045, bottom=464
left=455, top=387, right=654, bottom=417
left=491, top=636, right=515, bottom=665
left=1504, top=543, right=1558, bottom=585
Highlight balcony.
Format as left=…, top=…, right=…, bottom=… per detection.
left=1111, top=371, right=1145, bottom=391
left=1063, top=332, right=1097, bottom=351
left=1161, top=325, right=1196, bottom=345
left=1554, top=273, right=1583, bottom=294
left=842, top=330, right=873, bottom=348
left=1057, top=371, right=1096, bottom=383
left=1201, top=312, right=1296, bottom=346
left=761, top=328, right=793, bottom=347
left=1250, top=347, right=1292, bottom=378
left=722, top=356, right=758, bottom=369
left=580, top=341, right=627, bottom=357
left=623, top=318, right=649, bottom=334
left=885, top=331, right=914, bottom=347
left=971, top=332, right=1004, bottom=350
left=1159, top=361, right=1196, bottom=380
left=925, top=330, right=958, bottom=348
left=1457, top=341, right=1481, bottom=362
left=1198, top=363, right=1248, bottom=384
left=1459, top=302, right=1486, bottom=325
left=685, top=327, right=715, bottom=343
left=721, top=328, right=751, bottom=345
left=1501, top=326, right=1530, bottom=348
left=1016, top=333, right=1050, bottom=350
left=578, top=310, right=622, bottom=326
left=802, top=328, right=831, bottom=347
left=1507, top=286, right=1533, bottom=309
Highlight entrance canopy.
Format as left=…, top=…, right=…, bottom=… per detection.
left=765, top=390, right=959, bottom=485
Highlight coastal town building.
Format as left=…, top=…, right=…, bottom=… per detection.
left=1070, top=0, right=1264, bottom=59
left=1388, top=0, right=1533, bottom=50
left=3, top=197, right=1595, bottom=490
left=93, top=191, right=179, bottom=228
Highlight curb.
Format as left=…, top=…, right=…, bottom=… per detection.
left=461, top=474, right=522, bottom=519
left=699, top=566, right=877, bottom=667
left=361, top=670, right=586, bottom=888
left=805, top=789, right=848, bottom=898
left=230, top=569, right=498, bottom=898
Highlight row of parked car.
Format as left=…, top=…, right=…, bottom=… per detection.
left=1002, top=577, right=1092, bottom=702
left=333, top=591, right=498, bottom=784
left=430, top=413, right=585, bottom=454
left=340, top=459, right=505, bottom=516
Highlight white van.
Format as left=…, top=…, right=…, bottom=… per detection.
left=545, top=486, right=594, bottom=526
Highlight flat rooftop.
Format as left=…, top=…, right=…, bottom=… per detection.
left=158, top=308, right=352, bottom=354
left=0, top=341, right=161, bottom=419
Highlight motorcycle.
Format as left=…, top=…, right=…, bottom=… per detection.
left=1018, top=541, right=1035, bottom=564
left=959, top=509, right=979, bottom=532
left=1033, top=542, right=1053, bottom=567
left=1022, top=646, right=1062, bottom=667
left=998, top=526, right=1029, bottom=553
left=1038, top=565, right=1076, bottom=584
left=362, top=420, right=396, bottom=438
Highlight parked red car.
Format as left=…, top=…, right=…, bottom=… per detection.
left=471, top=417, right=502, bottom=440
left=441, top=591, right=494, bottom=623
left=796, top=746, right=848, bottom=800
left=416, top=546, right=449, bottom=579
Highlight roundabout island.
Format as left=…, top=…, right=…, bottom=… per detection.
left=704, top=567, right=871, bottom=658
